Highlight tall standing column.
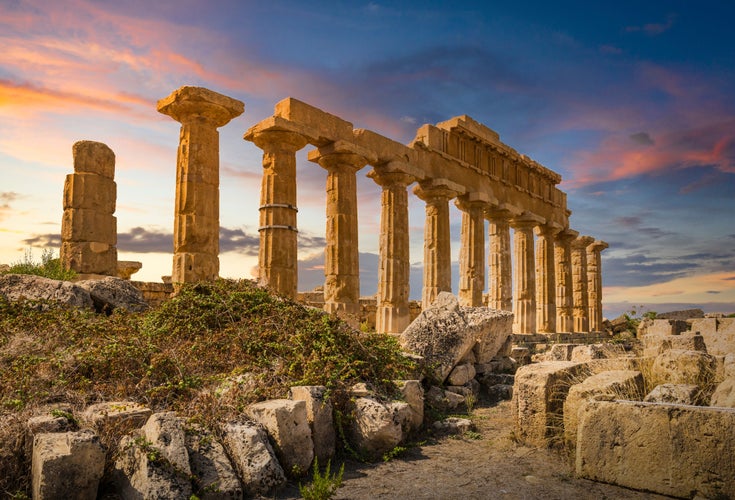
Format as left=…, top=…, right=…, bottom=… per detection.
left=367, top=166, right=414, bottom=334
left=511, top=213, right=542, bottom=334
left=456, top=195, right=489, bottom=307
left=535, top=224, right=559, bottom=333
left=413, top=180, right=461, bottom=309
left=571, top=235, right=595, bottom=333
left=485, top=207, right=513, bottom=311
left=247, top=128, right=308, bottom=298
left=554, top=229, right=578, bottom=333
left=587, top=240, right=609, bottom=332
left=308, top=147, right=368, bottom=317
left=157, top=86, right=244, bottom=284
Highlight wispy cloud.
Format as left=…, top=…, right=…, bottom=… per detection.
left=0, top=192, right=22, bottom=222
left=625, top=14, right=676, bottom=36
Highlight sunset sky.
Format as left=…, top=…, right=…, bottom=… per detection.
left=1, top=0, right=733, bottom=318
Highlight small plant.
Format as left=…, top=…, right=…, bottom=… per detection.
left=464, top=430, right=482, bottom=440
left=464, top=393, right=477, bottom=414
left=382, top=445, right=407, bottom=462
left=49, top=409, right=78, bottom=427
left=3, top=248, right=76, bottom=281
left=298, top=458, right=344, bottom=500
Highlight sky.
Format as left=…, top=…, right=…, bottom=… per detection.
left=1, top=0, right=734, bottom=319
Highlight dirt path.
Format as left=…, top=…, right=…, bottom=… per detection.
left=272, top=400, right=670, bottom=500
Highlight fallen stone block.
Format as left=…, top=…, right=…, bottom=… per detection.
left=32, top=429, right=105, bottom=500
left=425, top=385, right=466, bottom=411
left=289, top=386, right=335, bottom=464
left=349, top=396, right=403, bottom=459
left=0, top=274, right=93, bottom=310
left=545, top=343, right=580, bottom=361
left=642, top=333, right=707, bottom=357
left=644, top=384, right=703, bottom=405
left=447, top=363, right=476, bottom=386
left=432, top=417, right=473, bottom=435
left=395, top=380, right=424, bottom=433
left=185, top=425, right=243, bottom=499
left=646, top=319, right=690, bottom=336
left=563, top=370, right=643, bottom=449
left=221, top=420, right=285, bottom=496
left=485, top=384, right=513, bottom=402
left=143, top=412, right=190, bottom=477
left=650, top=349, right=718, bottom=389
left=710, top=378, right=735, bottom=408
left=576, top=400, right=735, bottom=499
left=83, top=401, right=151, bottom=435
left=246, top=399, right=314, bottom=476
left=76, top=276, right=149, bottom=312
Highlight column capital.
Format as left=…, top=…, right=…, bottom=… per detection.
left=412, top=178, right=463, bottom=202
left=157, top=86, right=244, bottom=127
left=307, top=140, right=372, bottom=172
left=455, top=191, right=496, bottom=212
left=534, top=222, right=563, bottom=237
left=555, top=228, right=579, bottom=243
left=367, top=165, right=415, bottom=189
left=572, top=235, right=595, bottom=249
left=587, top=239, right=609, bottom=252
left=247, top=127, right=308, bottom=153
left=510, top=211, right=545, bottom=229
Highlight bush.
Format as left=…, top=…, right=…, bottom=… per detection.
left=299, top=458, right=344, bottom=500
left=2, top=248, right=76, bottom=281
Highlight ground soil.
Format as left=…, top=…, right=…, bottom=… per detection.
left=271, top=400, right=670, bottom=500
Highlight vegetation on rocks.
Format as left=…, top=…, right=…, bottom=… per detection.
left=0, top=278, right=414, bottom=496
left=0, top=248, right=76, bottom=281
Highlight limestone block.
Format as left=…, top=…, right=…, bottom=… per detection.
left=400, top=292, right=512, bottom=383
left=0, top=274, right=93, bottom=310
left=349, top=396, right=403, bottom=459
left=172, top=252, right=219, bottom=283
left=725, top=353, right=735, bottom=379
left=646, top=319, right=690, bottom=336
left=143, top=412, right=191, bottom=477
left=245, top=399, right=314, bottom=475
left=485, top=384, right=513, bottom=402
left=711, top=378, right=735, bottom=408
left=83, top=401, right=151, bottom=434
left=221, top=420, right=285, bottom=496
left=61, top=208, right=116, bottom=245
left=32, top=429, right=105, bottom=500
left=185, top=425, right=243, bottom=499
left=386, top=401, right=414, bottom=435
left=76, top=276, right=149, bottom=313
left=289, top=386, right=335, bottom=464
left=545, top=344, right=580, bottom=361
left=432, top=417, right=473, bottom=435
left=73, top=140, right=115, bottom=179
left=27, top=415, right=72, bottom=435
left=174, top=214, right=219, bottom=253
left=510, top=346, right=531, bottom=365
left=642, top=332, right=707, bottom=357
left=570, top=343, right=622, bottom=362
left=644, top=384, right=703, bottom=405
left=576, top=400, right=735, bottom=499
left=657, top=308, right=704, bottom=320
left=563, top=370, right=644, bottom=448
left=63, top=173, right=116, bottom=213
left=274, top=97, right=353, bottom=144
left=395, top=380, right=424, bottom=432
left=650, top=349, right=718, bottom=388
left=425, top=386, right=466, bottom=411
left=177, top=182, right=220, bottom=216
left=511, top=361, right=588, bottom=447
left=447, top=363, right=476, bottom=386
left=113, top=430, right=192, bottom=499
left=690, top=318, right=718, bottom=336
left=60, top=241, right=117, bottom=276
left=697, top=318, right=735, bottom=357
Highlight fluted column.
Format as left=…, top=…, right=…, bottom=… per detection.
left=246, top=129, right=308, bottom=298
left=413, top=180, right=461, bottom=309
left=587, top=240, right=609, bottom=332
left=157, top=86, right=244, bottom=284
left=308, top=146, right=368, bottom=317
left=367, top=166, right=414, bottom=334
left=535, top=224, right=559, bottom=333
left=554, top=229, right=578, bottom=333
left=485, top=207, right=513, bottom=312
left=511, top=213, right=542, bottom=334
left=456, top=195, right=488, bottom=307
left=571, top=235, right=594, bottom=332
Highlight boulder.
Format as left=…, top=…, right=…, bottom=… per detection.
left=425, top=386, right=466, bottom=411
left=142, top=412, right=190, bottom=477
left=32, top=429, right=105, bottom=500
left=570, top=343, right=625, bottom=362
left=82, top=401, right=151, bottom=435
left=395, top=380, right=424, bottom=433
left=447, top=363, right=476, bottom=386
left=642, top=333, right=707, bottom=357
left=185, top=425, right=243, bottom=499
left=650, top=349, right=718, bottom=389
left=289, top=386, right=335, bottom=464
left=563, top=370, right=644, bottom=448
left=400, top=292, right=512, bottom=383
left=710, top=378, right=735, bottom=408
left=576, top=400, right=735, bottom=499
left=221, top=420, right=285, bottom=496
left=693, top=318, right=735, bottom=356
left=644, top=384, right=703, bottom=405
left=485, top=384, right=513, bottom=402
left=545, top=344, right=580, bottom=361
left=75, top=276, right=148, bottom=312
left=0, top=274, right=93, bottom=309
left=245, top=399, right=314, bottom=475
left=349, top=396, right=403, bottom=459
left=432, top=417, right=473, bottom=435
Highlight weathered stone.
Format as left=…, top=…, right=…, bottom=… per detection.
left=425, top=385, right=466, bottom=411
left=509, top=346, right=531, bottom=365
left=221, top=420, right=285, bottom=496
left=447, top=363, right=476, bottom=386
left=646, top=319, right=690, bottom=336
left=657, top=308, right=704, bottom=320
left=650, top=349, right=718, bottom=388
left=27, top=410, right=74, bottom=435
left=76, top=276, right=149, bottom=312
left=32, top=429, right=105, bottom=500
left=73, top=140, right=116, bottom=178
left=512, top=361, right=587, bottom=447
left=143, top=412, right=191, bottom=477
left=60, top=241, right=117, bottom=276
left=63, top=172, right=116, bottom=213
left=545, top=343, right=580, bottom=361
left=586, top=240, right=608, bottom=332
left=349, top=396, right=403, bottom=458
left=693, top=317, right=735, bottom=356
left=469, top=307, right=514, bottom=364
left=185, top=425, right=243, bottom=500
left=563, top=370, right=644, bottom=448
left=0, top=274, right=93, bottom=309
left=576, top=400, right=735, bottom=499
left=246, top=399, right=314, bottom=475
left=510, top=215, right=538, bottom=334
left=570, top=343, right=624, bottom=362
left=82, top=401, right=151, bottom=434
left=642, top=332, right=707, bottom=357
left=395, top=380, right=424, bottom=433
left=571, top=235, right=594, bottom=333
left=289, top=386, right=335, bottom=464
left=644, top=384, right=703, bottom=405
left=432, top=417, right=473, bottom=435
left=710, top=378, right=735, bottom=408
left=116, top=260, right=142, bottom=280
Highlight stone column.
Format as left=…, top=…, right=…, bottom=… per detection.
left=485, top=207, right=513, bottom=312
left=413, top=180, right=461, bottom=309
left=308, top=146, right=368, bottom=317
left=367, top=166, right=414, bottom=334
left=587, top=240, right=609, bottom=332
left=60, top=140, right=118, bottom=275
left=456, top=195, right=489, bottom=307
left=554, top=229, right=579, bottom=333
left=571, top=235, right=595, bottom=333
left=510, top=213, right=543, bottom=334
left=535, top=224, right=559, bottom=333
left=157, top=86, right=244, bottom=284
left=246, top=128, right=308, bottom=298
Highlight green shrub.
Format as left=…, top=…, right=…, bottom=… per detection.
left=2, top=248, right=76, bottom=281
left=299, top=458, right=344, bottom=500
